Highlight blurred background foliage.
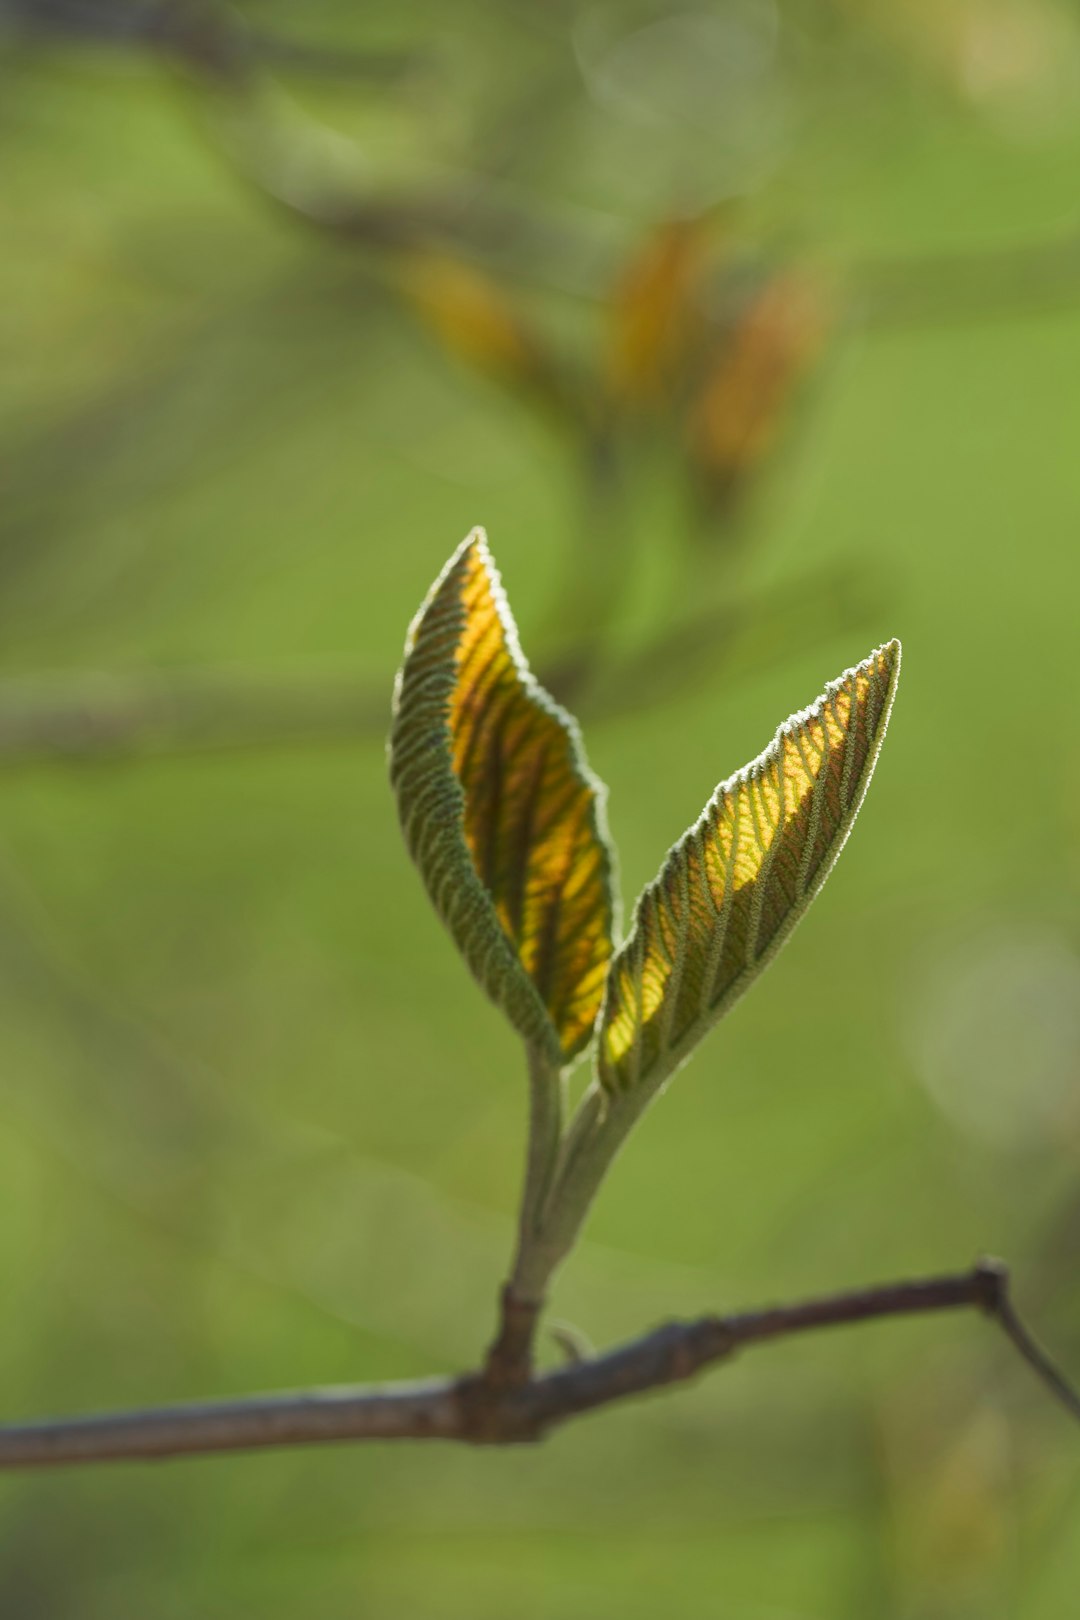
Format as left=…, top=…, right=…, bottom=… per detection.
left=1, top=0, right=1080, bottom=1614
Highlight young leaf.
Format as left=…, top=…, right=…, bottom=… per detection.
left=606, top=216, right=710, bottom=407
left=400, top=252, right=573, bottom=421
left=390, top=531, right=617, bottom=1063
left=691, top=269, right=830, bottom=513
left=598, top=641, right=900, bottom=1094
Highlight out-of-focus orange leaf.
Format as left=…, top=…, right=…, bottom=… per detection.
left=606, top=218, right=713, bottom=408
left=691, top=269, right=832, bottom=507
left=399, top=252, right=570, bottom=415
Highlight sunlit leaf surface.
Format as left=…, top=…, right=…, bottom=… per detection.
left=598, top=641, right=900, bottom=1093
left=390, top=531, right=616, bottom=1061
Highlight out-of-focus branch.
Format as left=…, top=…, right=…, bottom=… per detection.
left=0, top=567, right=870, bottom=769
left=3, top=0, right=616, bottom=278
left=12, top=0, right=1080, bottom=320
left=1, top=0, right=433, bottom=82
left=160, top=2, right=623, bottom=285
left=580, top=564, right=876, bottom=723
left=855, top=231, right=1080, bottom=330
left=0, top=671, right=385, bottom=766
left=160, top=5, right=1080, bottom=325
left=0, top=1260, right=1074, bottom=1469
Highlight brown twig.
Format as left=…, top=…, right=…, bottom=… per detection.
left=0, top=1259, right=1074, bottom=1470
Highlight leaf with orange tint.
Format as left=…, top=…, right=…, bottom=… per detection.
left=692, top=269, right=831, bottom=507
left=400, top=253, right=569, bottom=416
left=607, top=218, right=711, bottom=407
left=390, top=531, right=617, bottom=1063
left=597, top=642, right=900, bottom=1094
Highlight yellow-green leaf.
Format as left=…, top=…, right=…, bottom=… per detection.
left=389, top=531, right=617, bottom=1062
left=400, top=252, right=572, bottom=420
left=598, top=641, right=900, bottom=1093
left=606, top=216, right=710, bottom=406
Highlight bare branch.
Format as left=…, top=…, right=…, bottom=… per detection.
left=3, top=0, right=434, bottom=84
left=0, top=1260, right=1074, bottom=1470
left=0, top=671, right=384, bottom=767
left=992, top=1282, right=1080, bottom=1423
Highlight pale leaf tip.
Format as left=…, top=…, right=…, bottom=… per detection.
left=446, top=525, right=489, bottom=576
left=868, top=636, right=902, bottom=708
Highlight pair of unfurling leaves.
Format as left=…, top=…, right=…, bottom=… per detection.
left=390, top=531, right=899, bottom=1294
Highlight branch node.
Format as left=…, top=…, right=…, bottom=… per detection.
left=1, top=1259, right=1076, bottom=1468
left=972, top=1254, right=1010, bottom=1316
left=482, top=1284, right=542, bottom=1391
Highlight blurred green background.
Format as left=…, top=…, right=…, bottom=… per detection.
left=2, top=1, right=1080, bottom=1614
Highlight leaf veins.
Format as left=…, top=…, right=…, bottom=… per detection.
left=390, top=530, right=617, bottom=1061
left=598, top=641, right=900, bottom=1093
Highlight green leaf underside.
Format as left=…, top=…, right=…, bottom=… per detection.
left=598, top=641, right=901, bottom=1094
left=390, top=530, right=616, bottom=1062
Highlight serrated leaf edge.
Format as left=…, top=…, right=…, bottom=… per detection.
left=596, top=638, right=901, bottom=1096
left=390, top=528, right=620, bottom=1063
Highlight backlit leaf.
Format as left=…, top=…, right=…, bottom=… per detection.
left=390, top=531, right=617, bottom=1062
left=597, top=641, right=900, bottom=1093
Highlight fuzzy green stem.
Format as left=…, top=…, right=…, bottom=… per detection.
left=511, top=1081, right=647, bottom=1303
left=500, top=1045, right=564, bottom=1313
left=518, top=1046, right=565, bottom=1254
left=485, top=1047, right=565, bottom=1384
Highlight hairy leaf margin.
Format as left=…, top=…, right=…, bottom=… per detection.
left=389, top=530, right=618, bottom=1063
left=597, top=640, right=901, bottom=1094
